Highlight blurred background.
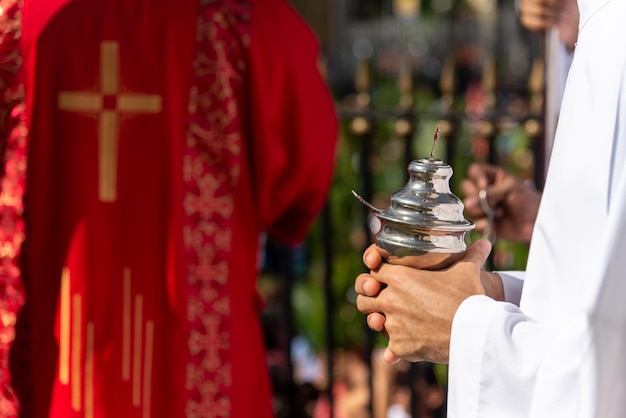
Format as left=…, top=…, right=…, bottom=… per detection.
left=260, top=1, right=545, bottom=416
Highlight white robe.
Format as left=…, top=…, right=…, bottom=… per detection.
left=448, top=0, right=626, bottom=416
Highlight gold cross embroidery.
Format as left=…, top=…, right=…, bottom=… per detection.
left=58, top=267, right=154, bottom=416
left=58, top=41, right=162, bottom=202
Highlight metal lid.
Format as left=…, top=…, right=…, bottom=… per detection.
left=352, top=157, right=473, bottom=233
left=375, top=157, right=473, bottom=232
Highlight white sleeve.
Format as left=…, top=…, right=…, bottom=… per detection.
left=497, top=271, right=524, bottom=306
left=445, top=4, right=626, bottom=417
left=554, top=36, right=574, bottom=116
left=447, top=296, right=588, bottom=418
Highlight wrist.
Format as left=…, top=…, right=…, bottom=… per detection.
left=480, top=270, right=504, bottom=302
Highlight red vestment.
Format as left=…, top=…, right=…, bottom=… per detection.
left=0, top=0, right=337, bottom=417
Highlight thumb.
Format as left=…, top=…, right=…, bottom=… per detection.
left=383, top=347, right=401, bottom=365
left=463, top=239, right=492, bottom=267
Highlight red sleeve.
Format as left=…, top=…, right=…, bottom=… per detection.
left=248, top=0, right=338, bottom=245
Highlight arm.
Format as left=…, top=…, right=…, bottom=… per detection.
left=518, top=0, right=579, bottom=51
left=448, top=296, right=573, bottom=417
left=249, top=0, right=338, bottom=245
left=357, top=243, right=592, bottom=417
left=355, top=243, right=524, bottom=364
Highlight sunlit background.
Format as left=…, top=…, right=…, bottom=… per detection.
left=260, top=1, right=543, bottom=416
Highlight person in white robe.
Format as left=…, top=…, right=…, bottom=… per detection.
left=355, top=0, right=626, bottom=416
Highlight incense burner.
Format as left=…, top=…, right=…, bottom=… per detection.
left=353, top=157, right=474, bottom=270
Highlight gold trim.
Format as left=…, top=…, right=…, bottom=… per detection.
left=85, top=322, right=95, bottom=418
left=101, top=41, right=119, bottom=95
left=59, top=268, right=70, bottom=385
left=123, top=268, right=131, bottom=380
left=184, top=5, right=249, bottom=413
left=58, top=41, right=163, bottom=203
left=133, top=295, right=143, bottom=407
left=71, top=295, right=82, bottom=411
left=58, top=92, right=102, bottom=112
left=119, top=95, right=161, bottom=113
left=143, top=321, right=154, bottom=418
left=99, top=110, right=118, bottom=201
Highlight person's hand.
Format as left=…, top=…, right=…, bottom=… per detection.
left=355, top=239, right=492, bottom=364
left=519, top=0, right=579, bottom=51
left=460, top=163, right=541, bottom=243
left=361, top=243, right=505, bottom=304
left=555, top=0, right=579, bottom=51
left=519, top=0, right=562, bottom=34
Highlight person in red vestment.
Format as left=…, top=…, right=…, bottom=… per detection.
left=0, top=0, right=337, bottom=417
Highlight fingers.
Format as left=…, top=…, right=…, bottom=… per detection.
left=368, top=316, right=399, bottom=365
left=521, top=0, right=562, bottom=18
left=462, top=164, right=517, bottom=217
left=462, top=164, right=501, bottom=218
left=355, top=245, right=488, bottom=366
left=519, top=0, right=562, bottom=33
left=367, top=312, right=385, bottom=332
left=355, top=273, right=386, bottom=315
left=462, top=238, right=492, bottom=267
left=466, top=163, right=498, bottom=190
left=383, top=347, right=401, bottom=365
left=355, top=273, right=383, bottom=297
left=461, top=179, right=483, bottom=218
left=482, top=176, right=516, bottom=209
left=363, top=244, right=387, bottom=270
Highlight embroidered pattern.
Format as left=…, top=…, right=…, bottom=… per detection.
left=0, top=0, right=27, bottom=416
left=184, top=1, right=250, bottom=416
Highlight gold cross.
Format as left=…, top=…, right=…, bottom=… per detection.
left=58, top=41, right=162, bottom=202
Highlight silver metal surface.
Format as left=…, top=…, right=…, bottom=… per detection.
left=354, top=157, right=474, bottom=270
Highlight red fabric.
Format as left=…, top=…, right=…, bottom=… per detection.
left=0, top=1, right=27, bottom=416
left=249, top=0, right=338, bottom=245
left=1, top=0, right=337, bottom=417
